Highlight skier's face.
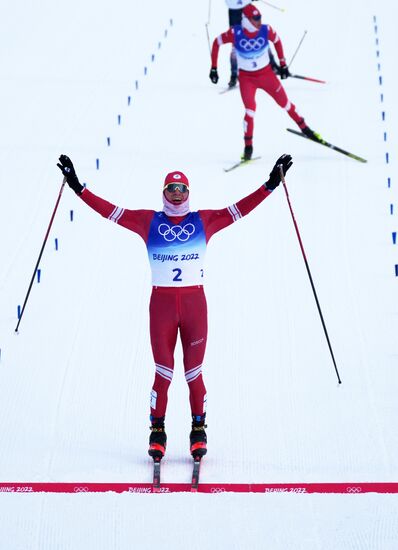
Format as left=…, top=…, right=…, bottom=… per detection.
left=164, top=184, right=189, bottom=204
left=250, top=16, right=262, bottom=30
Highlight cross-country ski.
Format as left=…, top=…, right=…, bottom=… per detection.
left=286, top=128, right=367, bottom=163
left=224, top=156, right=262, bottom=172
left=191, top=458, right=202, bottom=492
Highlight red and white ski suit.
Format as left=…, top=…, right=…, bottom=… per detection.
left=80, top=184, right=272, bottom=418
left=211, top=25, right=306, bottom=147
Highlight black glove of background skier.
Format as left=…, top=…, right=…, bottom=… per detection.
left=279, top=63, right=291, bottom=80
left=57, top=155, right=84, bottom=195
left=265, top=154, right=293, bottom=190
left=209, top=68, right=219, bottom=84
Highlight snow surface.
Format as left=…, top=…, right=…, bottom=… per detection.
left=1, top=0, right=398, bottom=548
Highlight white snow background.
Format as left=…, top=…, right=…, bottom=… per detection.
left=1, top=0, right=398, bottom=548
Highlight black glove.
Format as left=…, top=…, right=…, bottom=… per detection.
left=279, top=64, right=291, bottom=80
left=209, top=67, right=219, bottom=84
left=265, top=154, right=293, bottom=191
left=57, top=155, right=84, bottom=195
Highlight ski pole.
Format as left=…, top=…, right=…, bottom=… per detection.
left=15, top=176, right=67, bottom=333
left=258, top=0, right=285, bottom=12
left=288, top=30, right=307, bottom=69
left=279, top=166, right=342, bottom=384
left=205, top=0, right=212, bottom=55
left=289, top=73, right=326, bottom=84
left=206, top=0, right=211, bottom=25
left=205, top=24, right=211, bottom=56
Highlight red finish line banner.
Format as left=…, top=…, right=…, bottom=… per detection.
left=1, top=483, right=398, bottom=494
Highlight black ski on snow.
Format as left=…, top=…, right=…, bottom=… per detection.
left=286, top=128, right=367, bottom=163
left=152, top=458, right=161, bottom=492
left=191, top=457, right=202, bottom=492
left=224, top=156, right=262, bottom=173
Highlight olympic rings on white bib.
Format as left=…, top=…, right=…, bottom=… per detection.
left=239, top=37, right=265, bottom=51
left=158, top=223, right=195, bottom=242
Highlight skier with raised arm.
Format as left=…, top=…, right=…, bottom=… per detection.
left=57, top=153, right=292, bottom=464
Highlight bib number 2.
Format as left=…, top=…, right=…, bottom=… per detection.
left=172, top=268, right=182, bottom=282
left=171, top=268, right=204, bottom=282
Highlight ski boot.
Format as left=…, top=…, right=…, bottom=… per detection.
left=148, top=416, right=167, bottom=460
left=301, top=125, right=322, bottom=142
left=241, top=145, right=253, bottom=161
left=228, top=74, right=238, bottom=88
left=190, top=414, right=207, bottom=458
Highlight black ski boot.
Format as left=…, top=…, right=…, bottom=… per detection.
left=301, top=125, right=322, bottom=142
left=148, top=416, right=167, bottom=460
left=190, top=414, right=207, bottom=458
left=228, top=74, right=238, bottom=88
left=242, top=145, right=253, bottom=161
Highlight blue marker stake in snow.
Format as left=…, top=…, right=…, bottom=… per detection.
left=128, top=96, right=131, bottom=105
left=386, top=152, right=389, bottom=164
left=377, top=63, right=381, bottom=71
left=135, top=80, right=139, bottom=90
left=170, top=19, right=173, bottom=26
left=17, top=305, right=21, bottom=319
left=37, top=269, right=41, bottom=283
left=376, top=50, right=380, bottom=57
left=392, top=232, right=397, bottom=245
left=388, top=177, right=391, bottom=188
left=144, top=66, right=147, bottom=75
left=390, top=204, right=394, bottom=215
left=382, top=111, right=385, bottom=121
left=107, top=137, right=111, bottom=146
left=70, top=210, right=74, bottom=222
left=96, top=158, right=100, bottom=170
left=165, top=29, right=168, bottom=37
left=395, top=265, right=398, bottom=277
left=380, top=93, right=384, bottom=102
left=158, top=42, right=161, bottom=49
left=55, top=238, right=58, bottom=251
left=379, top=75, right=383, bottom=85
left=118, top=115, right=121, bottom=125
left=151, top=54, right=155, bottom=62
left=375, top=37, right=379, bottom=46
left=384, top=132, right=387, bottom=142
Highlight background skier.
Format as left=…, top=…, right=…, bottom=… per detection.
left=210, top=4, right=320, bottom=160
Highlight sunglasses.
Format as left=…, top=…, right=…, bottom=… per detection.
left=251, top=14, right=261, bottom=21
left=164, top=183, right=189, bottom=193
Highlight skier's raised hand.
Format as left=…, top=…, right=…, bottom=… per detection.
left=57, top=155, right=84, bottom=195
left=265, top=154, right=293, bottom=190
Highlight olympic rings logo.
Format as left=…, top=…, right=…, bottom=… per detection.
left=158, top=223, right=195, bottom=242
left=239, top=37, right=265, bottom=51
left=210, top=488, right=226, bottom=493
left=346, top=487, right=362, bottom=493
left=74, top=487, right=89, bottom=493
